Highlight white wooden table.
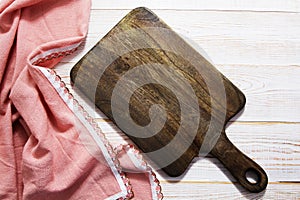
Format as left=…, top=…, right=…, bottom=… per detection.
left=57, top=1, right=300, bottom=199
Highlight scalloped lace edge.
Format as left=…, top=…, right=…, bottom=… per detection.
left=31, top=45, right=163, bottom=200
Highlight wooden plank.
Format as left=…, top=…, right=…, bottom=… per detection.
left=220, top=65, right=300, bottom=122
left=63, top=10, right=300, bottom=66
left=94, top=121, right=300, bottom=182
left=159, top=182, right=300, bottom=199
left=55, top=63, right=300, bottom=122
left=91, top=0, right=300, bottom=13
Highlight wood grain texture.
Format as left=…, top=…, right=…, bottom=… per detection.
left=57, top=0, right=300, bottom=199
left=70, top=7, right=268, bottom=192
left=57, top=63, right=300, bottom=122
left=91, top=0, right=300, bottom=12
left=64, top=10, right=300, bottom=66
left=160, top=183, right=300, bottom=200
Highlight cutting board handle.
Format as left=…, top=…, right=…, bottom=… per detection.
left=211, top=131, right=268, bottom=193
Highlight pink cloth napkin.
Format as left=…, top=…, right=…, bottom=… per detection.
left=0, top=0, right=163, bottom=199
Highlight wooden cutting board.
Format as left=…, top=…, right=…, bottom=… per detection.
left=70, top=7, right=268, bottom=192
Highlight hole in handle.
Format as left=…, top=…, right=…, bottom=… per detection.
left=245, top=168, right=261, bottom=185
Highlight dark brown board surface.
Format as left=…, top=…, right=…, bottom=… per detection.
left=70, top=7, right=268, bottom=192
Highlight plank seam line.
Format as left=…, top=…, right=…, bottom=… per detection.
left=91, top=8, right=299, bottom=14
left=160, top=180, right=300, bottom=184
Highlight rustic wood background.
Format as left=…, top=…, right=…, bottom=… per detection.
left=56, top=0, right=300, bottom=199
